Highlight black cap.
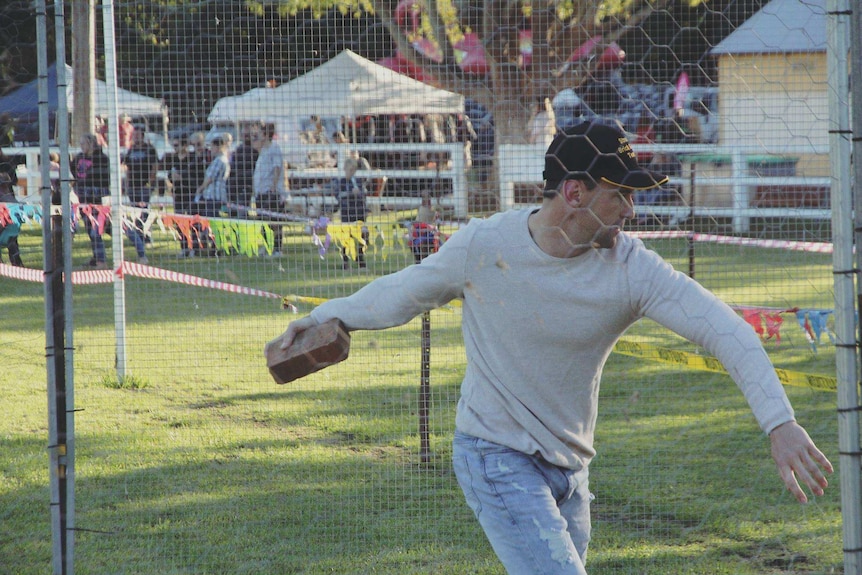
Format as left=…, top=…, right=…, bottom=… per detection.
left=544, top=122, right=668, bottom=191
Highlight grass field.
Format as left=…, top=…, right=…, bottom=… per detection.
left=0, top=217, right=843, bottom=574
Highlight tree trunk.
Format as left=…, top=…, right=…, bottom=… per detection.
left=70, top=0, right=95, bottom=144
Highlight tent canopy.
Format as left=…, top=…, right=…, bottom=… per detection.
left=0, top=63, right=167, bottom=120
left=208, top=50, right=464, bottom=124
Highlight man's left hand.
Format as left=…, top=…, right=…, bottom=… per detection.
left=770, top=420, right=833, bottom=503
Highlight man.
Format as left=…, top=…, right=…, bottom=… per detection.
left=252, top=123, right=288, bottom=256
left=329, top=156, right=368, bottom=269
left=191, top=136, right=230, bottom=257
left=229, top=125, right=259, bottom=210
left=195, top=136, right=230, bottom=218
left=122, top=128, right=159, bottom=264
left=73, top=133, right=111, bottom=268
left=278, top=122, right=832, bottom=575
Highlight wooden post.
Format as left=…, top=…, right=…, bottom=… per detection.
left=70, top=0, right=95, bottom=144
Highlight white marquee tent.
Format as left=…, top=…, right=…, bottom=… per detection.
left=208, top=50, right=464, bottom=124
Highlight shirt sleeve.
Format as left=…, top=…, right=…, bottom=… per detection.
left=310, top=220, right=476, bottom=330
left=627, top=245, right=794, bottom=434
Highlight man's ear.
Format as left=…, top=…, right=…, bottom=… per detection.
left=560, top=179, right=586, bottom=207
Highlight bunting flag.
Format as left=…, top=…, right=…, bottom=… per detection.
left=310, top=216, right=331, bottom=259
left=79, top=204, right=112, bottom=235
left=161, top=213, right=214, bottom=252
left=794, top=309, right=836, bottom=352
left=0, top=202, right=842, bottom=352
left=734, top=305, right=834, bottom=352
left=327, top=222, right=367, bottom=262
left=1, top=202, right=43, bottom=227
left=209, top=219, right=273, bottom=257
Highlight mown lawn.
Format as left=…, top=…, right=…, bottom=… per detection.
left=1, top=218, right=842, bottom=574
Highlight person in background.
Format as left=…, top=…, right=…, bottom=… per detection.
left=188, top=131, right=210, bottom=190
left=527, top=96, right=557, bottom=147
left=179, top=131, right=212, bottom=257
left=163, top=134, right=191, bottom=212
left=122, top=128, right=159, bottom=264
left=194, top=136, right=230, bottom=256
left=252, top=123, right=288, bottom=256
left=329, top=156, right=367, bottom=270
left=0, top=113, right=15, bottom=148
left=229, top=125, right=259, bottom=211
left=94, top=116, right=108, bottom=148
left=196, top=136, right=230, bottom=218
left=278, top=122, right=833, bottom=575
left=118, top=114, right=135, bottom=149
left=73, top=133, right=111, bottom=268
left=163, top=134, right=197, bottom=257
left=0, top=147, right=18, bottom=187
left=0, top=173, right=24, bottom=266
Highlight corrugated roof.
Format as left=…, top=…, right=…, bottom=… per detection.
left=711, top=0, right=826, bottom=55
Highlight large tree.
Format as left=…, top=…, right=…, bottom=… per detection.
left=1, top=0, right=760, bottom=207
left=371, top=0, right=666, bottom=144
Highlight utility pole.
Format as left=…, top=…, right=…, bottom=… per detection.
left=71, top=0, right=95, bottom=143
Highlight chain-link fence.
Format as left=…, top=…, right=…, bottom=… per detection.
left=1, top=1, right=859, bottom=574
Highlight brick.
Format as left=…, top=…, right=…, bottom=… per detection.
left=265, top=319, right=350, bottom=384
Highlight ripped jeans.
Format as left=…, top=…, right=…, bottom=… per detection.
left=452, top=431, right=593, bottom=575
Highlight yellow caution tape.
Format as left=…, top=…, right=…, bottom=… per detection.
left=614, top=338, right=836, bottom=392
left=282, top=294, right=330, bottom=307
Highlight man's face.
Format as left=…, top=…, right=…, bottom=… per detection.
left=249, top=130, right=264, bottom=150
left=579, top=181, right=635, bottom=249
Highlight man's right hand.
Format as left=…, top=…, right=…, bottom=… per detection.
left=279, top=315, right=319, bottom=350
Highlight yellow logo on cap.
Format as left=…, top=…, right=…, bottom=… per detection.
left=618, top=137, right=636, bottom=159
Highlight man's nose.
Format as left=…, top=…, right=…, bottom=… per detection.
left=622, top=197, right=635, bottom=219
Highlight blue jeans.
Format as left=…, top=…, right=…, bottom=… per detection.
left=124, top=212, right=147, bottom=258
left=85, top=216, right=106, bottom=263
left=452, top=431, right=593, bottom=575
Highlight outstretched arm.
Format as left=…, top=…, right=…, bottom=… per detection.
left=769, top=420, right=833, bottom=503
left=630, top=247, right=833, bottom=503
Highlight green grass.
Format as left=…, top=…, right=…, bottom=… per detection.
left=0, top=220, right=843, bottom=574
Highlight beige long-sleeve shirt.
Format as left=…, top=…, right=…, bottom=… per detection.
left=311, top=208, right=794, bottom=469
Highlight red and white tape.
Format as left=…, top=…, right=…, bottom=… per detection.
left=0, top=231, right=833, bottom=296
left=630, top=230, right=833, bottom=254
left=0, top=261, right=281, bottom=300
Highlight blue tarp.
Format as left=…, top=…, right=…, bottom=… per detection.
left=0, top=63, right=165, bottom=121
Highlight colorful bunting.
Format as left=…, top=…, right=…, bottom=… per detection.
left=736, top=305, right=834, bottom=352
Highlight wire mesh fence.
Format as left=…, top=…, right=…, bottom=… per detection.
left=0, top=1, right=856, bottom=574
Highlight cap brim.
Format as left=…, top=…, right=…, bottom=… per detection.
left=602, top=169, right=669, bottom=191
